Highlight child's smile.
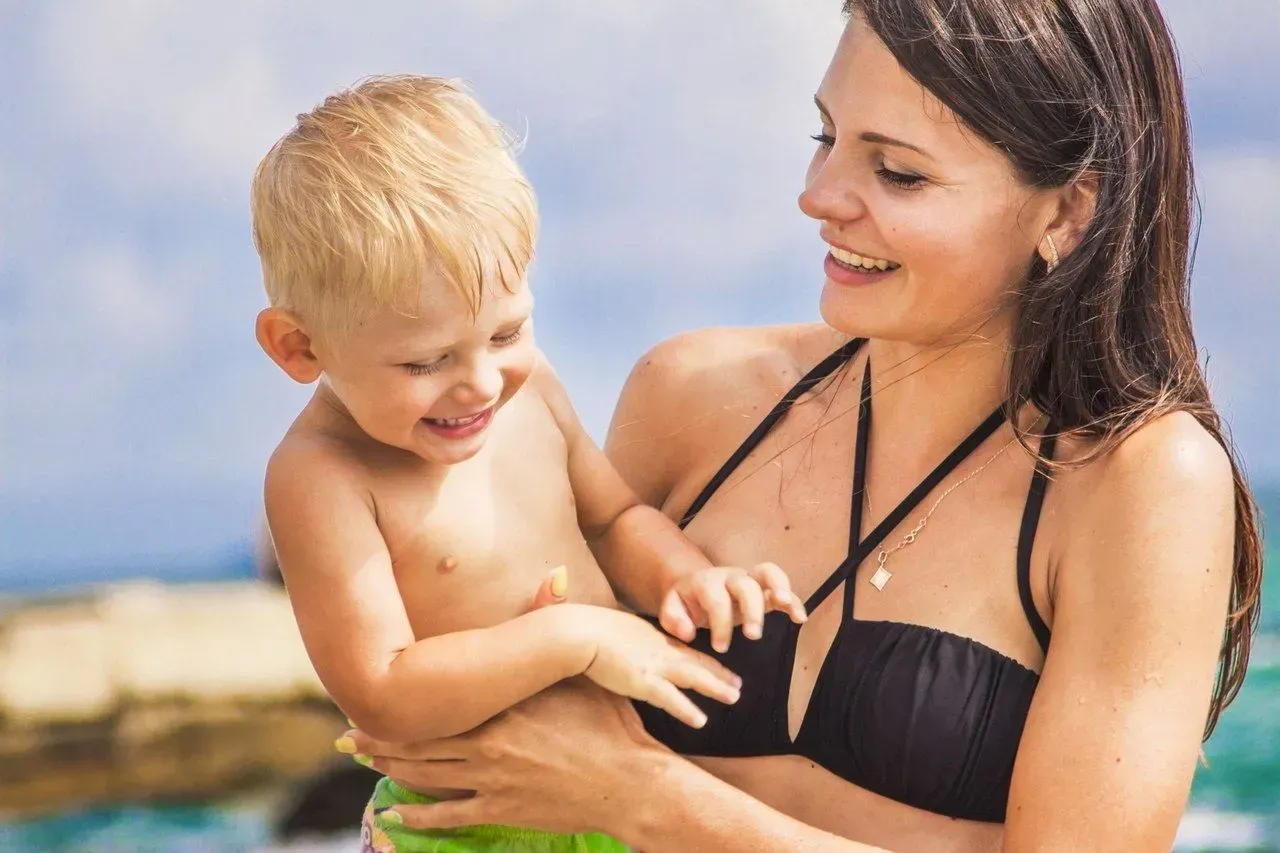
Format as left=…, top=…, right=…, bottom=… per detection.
left=421, top=406, right=495, bottom=440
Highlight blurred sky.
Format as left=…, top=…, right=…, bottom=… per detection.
left=1, top=1, right=1277, bottom=582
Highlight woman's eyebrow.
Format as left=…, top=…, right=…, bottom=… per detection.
left=860, top=130, right=933, bottom=161
left=814, top=94, right=834, bottom=123
left=814, top=94, right=935, bottom=161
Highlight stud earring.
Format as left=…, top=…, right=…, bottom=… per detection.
left=1044, top=234, right=1061, bottom=273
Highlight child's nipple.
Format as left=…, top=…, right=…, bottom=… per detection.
left=437, top=556, right=458, bottom=574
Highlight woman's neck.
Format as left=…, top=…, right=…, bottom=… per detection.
left=862, top=326, right=1012, bottom=474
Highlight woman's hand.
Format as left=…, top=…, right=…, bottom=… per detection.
left=346, top=681, right=666, bottom=837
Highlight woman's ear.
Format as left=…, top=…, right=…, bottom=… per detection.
left=1042, top=169, right=1100, bottom=265
left=256, top=307, right=323, bottom=384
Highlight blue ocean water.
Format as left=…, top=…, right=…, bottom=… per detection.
left=3, top=499, right=1277, bottom=851
left=0, top=806, right=270, bottom=853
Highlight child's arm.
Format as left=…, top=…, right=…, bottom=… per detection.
left=530, top=353, right=806, bottom=649
left=527, top=353, right=707, bottom=608
left=264, top=442, right=739, bottom=743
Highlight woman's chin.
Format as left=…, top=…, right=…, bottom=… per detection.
left=819, top=283, right=902, bottom=341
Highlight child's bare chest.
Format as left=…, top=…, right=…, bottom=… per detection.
left=371, top=399, right=615, bottom=637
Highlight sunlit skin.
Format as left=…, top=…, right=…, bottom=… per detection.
left=307, top=281, right=539, bottom=468
left=255, top=267, right=808, bottom=807
left=348, top=15, right=1236, bottom=853
left=803, top=16, right=1073, bottom=403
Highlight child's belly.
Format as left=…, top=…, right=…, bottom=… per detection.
left=394, top=530, right=617, bottom=638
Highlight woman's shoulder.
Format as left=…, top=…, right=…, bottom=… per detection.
left=605, top=323, right=845, bottom=502
left=1048, top=410, right=1235, bottom=590
left=618, top=322, right=846, bottom=409
left=1055, top=410, right=1232, bottom=509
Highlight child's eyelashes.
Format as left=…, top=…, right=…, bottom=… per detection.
left=403, top=326, right=526, bottom=376
left=492, top=326, right=524, bottom=347
left=405, top=360, right=446, bottom=376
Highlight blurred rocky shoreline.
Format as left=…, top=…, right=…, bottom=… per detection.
left=0, top=580, right=368, bottom=828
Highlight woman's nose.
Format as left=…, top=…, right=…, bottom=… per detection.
left=798, top=150, right=868, bottom=224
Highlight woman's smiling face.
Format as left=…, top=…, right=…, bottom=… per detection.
left=799, top=13, right=1060, bottom=347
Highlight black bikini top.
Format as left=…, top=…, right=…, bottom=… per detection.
left=637, top=338, right=1056, bottom=823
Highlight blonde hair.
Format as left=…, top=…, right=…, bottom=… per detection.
left=250, top=75, right=537, bottom=336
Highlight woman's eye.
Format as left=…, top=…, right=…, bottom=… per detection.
left=876, top=166, right=926, bottom=189
left=811, top=132, right=836, bottom=149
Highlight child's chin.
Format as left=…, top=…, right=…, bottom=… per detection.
left=418, top=435, right=487, bottom=466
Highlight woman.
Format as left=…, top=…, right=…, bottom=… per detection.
left=345, top=1, right=1264, bottom=849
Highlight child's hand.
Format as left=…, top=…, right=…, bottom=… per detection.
left=579, top=609, right=743, bottom=728
left=659, top=563, right=807, bottom=653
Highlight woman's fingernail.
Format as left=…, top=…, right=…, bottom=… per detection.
left=775, top=591, right=792, bottom=604
left=379, top=809, right=403, bottom=826
left=745, top=624, right=762, bottom=640
left=353, top=753, right=374, bottom=768
left=549, top=565, right=568, bottom=598
left=333, top=736, right=357, bottom=754
left=346, top=717, right=357, bottom=728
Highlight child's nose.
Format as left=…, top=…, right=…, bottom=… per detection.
left=457, top=359, right=504, bottom=403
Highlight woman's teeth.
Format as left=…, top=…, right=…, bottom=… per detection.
left=829, top=246, right=900, bottom=271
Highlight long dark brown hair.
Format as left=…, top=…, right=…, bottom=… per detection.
left=844, top=0, right=1263, bottom=738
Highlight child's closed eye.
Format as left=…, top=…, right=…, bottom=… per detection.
left=405, top=358, right=446, bottom=376
left=491, top=325, right=524, bottom=347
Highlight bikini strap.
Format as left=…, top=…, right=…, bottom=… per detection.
left=1016, top=424, right=1058, bottom=654
left=806, top=358, right=1010, bottom=614
left=676, top=338, right=865, bottom=528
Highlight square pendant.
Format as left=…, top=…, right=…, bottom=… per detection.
left=869, top=567, right=892, bottom=591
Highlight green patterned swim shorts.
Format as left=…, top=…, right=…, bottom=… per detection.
left=361, top=777, right=630, bottom=852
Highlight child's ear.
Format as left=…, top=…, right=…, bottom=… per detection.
left=256, top=307, right=322, bottom=384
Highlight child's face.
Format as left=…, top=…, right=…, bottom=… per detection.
left=316, top=276, right=536, bottom=465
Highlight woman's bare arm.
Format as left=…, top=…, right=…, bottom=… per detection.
left=1003, top=412, right=1235, bottom=851
left=348, top=683, right=883, bottom=851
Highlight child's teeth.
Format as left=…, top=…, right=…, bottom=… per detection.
left=435, top=413, right=482, bottom=426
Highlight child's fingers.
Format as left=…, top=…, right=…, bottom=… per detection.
left=667, top=637, right=742, bottom=690
left=753, top=562, right=807, bottom=623
left=644, top=679, right=708, bottom=729
left=724, top=573, right=765, bottom=640
left=658, top=589, right=697, bottom=642
left=694, top=579, right=735, bottom=653
left=665, top=657, right=741, bottom=706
